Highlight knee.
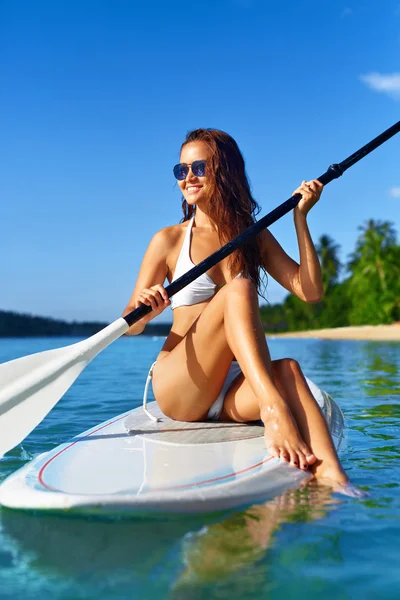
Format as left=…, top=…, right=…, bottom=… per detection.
left=225, top=277, right=257, bottom=299
left=272, top=357, right=302, bottom=379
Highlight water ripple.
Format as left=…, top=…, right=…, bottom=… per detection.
left=0, top=335, right=399, bottom=599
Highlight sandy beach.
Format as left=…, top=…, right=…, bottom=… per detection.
left=267, top=323, right=400, bottom=341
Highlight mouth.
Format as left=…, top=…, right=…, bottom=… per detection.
left=186, top=185, right=203, bottom=194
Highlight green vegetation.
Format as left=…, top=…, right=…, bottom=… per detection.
left=260, top=219, right=400, bottom=332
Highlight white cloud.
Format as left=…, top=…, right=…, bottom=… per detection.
left=359, top=72, right=400, bottom=100
left=389, top=187, right=400, bottom=198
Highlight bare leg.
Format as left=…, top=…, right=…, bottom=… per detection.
left=153, top=278, right=316, bottom=468
left=272, top=359, right=347, bottom=482
left=221, top=358, right=348, bottom=483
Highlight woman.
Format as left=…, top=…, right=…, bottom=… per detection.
left=123, top=128, right=350, bottom=490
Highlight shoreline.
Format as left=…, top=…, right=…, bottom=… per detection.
left=266, top=323, right=400, bottom=341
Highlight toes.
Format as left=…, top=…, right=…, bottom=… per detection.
left=306, top=453, right=316, bottom=465
left=288, top=450, right=299, bottom=469
left=279, top=449, right=290, bottom=462
left=268, top=445, right=280, bottom=459
left=298, top=453, right=309, bottom=471
left=301, top=445, right=317, bottom=465
left=288, top=449, right=309, bottom=470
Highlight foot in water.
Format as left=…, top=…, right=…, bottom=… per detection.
left=312, top=464, right=369, bottom=498
left=317, top=477, right=369, bottom=498
left=261, top=402, right=316, bottom=471
left=335, top=482, right=369, bottom=498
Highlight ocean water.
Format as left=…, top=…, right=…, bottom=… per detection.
left=0, top=335, right=399, bottom=600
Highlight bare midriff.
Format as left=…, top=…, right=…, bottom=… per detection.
left=156, top=298, right=215, bottom=360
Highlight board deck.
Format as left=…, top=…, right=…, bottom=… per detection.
left=0, top=378, right=345, bottom=516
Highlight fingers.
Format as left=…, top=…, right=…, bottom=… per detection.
left=137, top=290, right=161, bottom=311
left=307, top=179, right=323, bottom=194
left=292, top=179, right=324, bottom=216
left=136, top=285, right=170, bottom=312
left=293, top=180, right=323, bottom=198
left=153, top=284, right=170, bottom=303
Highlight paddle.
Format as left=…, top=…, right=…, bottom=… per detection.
left=0, top=120, right=399, bottom=458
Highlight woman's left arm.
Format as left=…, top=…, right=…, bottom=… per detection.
left=261, top=179, right=324, bottom=303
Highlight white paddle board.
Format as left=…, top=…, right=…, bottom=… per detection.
left=0, top=378, right=344, bottom=516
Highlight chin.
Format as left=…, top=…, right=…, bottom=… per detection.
left=184, top=196, right=200, bottom=206
left=185, top=193, right=207, bottom=206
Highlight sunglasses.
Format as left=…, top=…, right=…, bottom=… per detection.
left=173, top=160, right=207, bottom=181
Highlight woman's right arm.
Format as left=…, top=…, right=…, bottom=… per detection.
left=122, top=228, right=172, bottom=335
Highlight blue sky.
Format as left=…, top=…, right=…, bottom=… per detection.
left=1, top=0, right=399, bottom=323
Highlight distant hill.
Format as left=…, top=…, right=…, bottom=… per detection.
left=0, top=310, right=171, bottom=337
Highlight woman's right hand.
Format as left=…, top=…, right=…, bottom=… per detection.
left=135, top=284, right=171, bottom=325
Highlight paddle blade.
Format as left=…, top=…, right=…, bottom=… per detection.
left=0, top=318, right=129, bottom=457
left=0, top=352, right=89, bottom=458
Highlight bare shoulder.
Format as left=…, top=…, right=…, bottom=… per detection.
left=151, top=222, right=188, bottom=250
left=149, top=222, right=188, bottom=278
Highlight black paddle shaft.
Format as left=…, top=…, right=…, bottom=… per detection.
left=124, top=120, right=400, bottom=327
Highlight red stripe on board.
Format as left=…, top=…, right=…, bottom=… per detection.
left=38, top=413, right=129, bottom=491
left=149, top=456, right=273, bottom=493
left=37, top=414, right=271, bottom=495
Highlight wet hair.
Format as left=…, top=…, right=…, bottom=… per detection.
left=180, top=128, right=267, bottom=295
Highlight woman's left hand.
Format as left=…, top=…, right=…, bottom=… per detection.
left=293, top=179, right=324, bottom=216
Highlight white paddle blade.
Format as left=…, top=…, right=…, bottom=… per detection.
left=0, top=318, right=129, bottom=457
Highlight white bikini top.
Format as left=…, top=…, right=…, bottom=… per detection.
left=170, top=217, right=217, bottom=310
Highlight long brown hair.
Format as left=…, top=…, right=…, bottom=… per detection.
left=180, top=128, right=267, bottom=294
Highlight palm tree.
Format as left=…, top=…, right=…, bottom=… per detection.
left=348, top=219, right=397, bottom=292
left=316, top=235, right=341, bottom=291
left=347, top=219, right=400, bottom=324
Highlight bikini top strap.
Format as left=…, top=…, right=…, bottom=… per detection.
left=180, top=216, right=194, bottom=255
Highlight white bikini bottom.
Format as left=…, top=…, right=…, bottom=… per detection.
left=207, top=361, right=242, bottom=420
left=142, top=360, right=242, bottom=422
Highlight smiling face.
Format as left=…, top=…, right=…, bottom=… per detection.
left=178, top=141, right=213, bottom=207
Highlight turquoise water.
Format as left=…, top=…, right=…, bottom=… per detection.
left=0, top=335, right=399, bottom=599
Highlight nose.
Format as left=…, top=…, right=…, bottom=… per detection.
left=185, top=165, right=198, bottom=181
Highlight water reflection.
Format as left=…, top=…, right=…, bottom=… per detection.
left=0, top=509, right=200, bottom=594
left=359, top=343, right=399, bottom=398
left=1, top=337, right=399, bottom=598
left=0, top=483, right=339, bottom=597
left=171, top=483, right=339, bottom=592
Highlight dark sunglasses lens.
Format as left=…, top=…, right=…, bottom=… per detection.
left=192, top=160, right=206, bottom=177
left=173, top=164, right=188, bottom=180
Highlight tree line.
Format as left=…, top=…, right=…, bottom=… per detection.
left=260, top=219, right=400, bottom=332
left=0, top=311, right=171, bottom=337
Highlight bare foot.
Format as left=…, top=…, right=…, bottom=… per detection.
left=335, top=482, right=369, bottom=498
left=310, top=462, right=368, bottom=497
left=315, top=476, right=368, bottom=498
left=261, top=401, right=316, bottom=470
left=311, top=460, right=348, bottom=483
